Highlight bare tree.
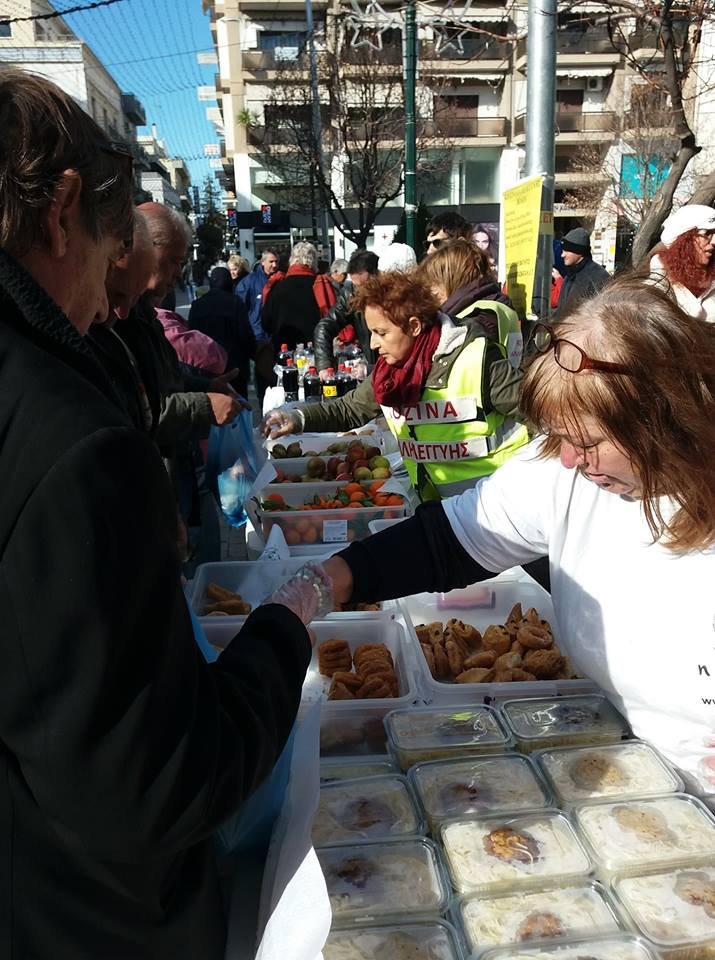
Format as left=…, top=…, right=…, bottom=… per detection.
left=245, top=26, right=452, bottom=248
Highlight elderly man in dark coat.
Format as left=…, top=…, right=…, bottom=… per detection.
left=554, top=226, right=610, bottom=318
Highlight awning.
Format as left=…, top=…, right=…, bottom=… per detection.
left=556, top=66, right=614, bottom=77
left=447, top=72, right=506, bottom=80
left=462, top=9, right=509, bottom=20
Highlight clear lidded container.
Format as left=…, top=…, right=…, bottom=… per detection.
left=614, top=864, right=715, bottom=960
left=441, top=809, right=592, bottom=895
left=313, top=774, right=424, bottom=846
left=318, top=837, right=451, bottom=926
left=323, top=919, right=463, bottom=960
left=534, top=740, right=683, bottom=808
left=321, top=757, right=397, bottom=784
left=384, top=704, right=512, bottom=772
left=320, top=705, right=390, bottom=757
left=457, top=879, right=622, bottom=954
left=409, top=754, right=552, bottom=831
left=478, top=933, right=660, bottom=960
left=573, top=793, right=715, bottom=879
left=500, top=695, right=630, bottom=754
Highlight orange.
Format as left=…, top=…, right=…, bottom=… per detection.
left=369, top=480, right=386, bottom=496
left=302, top=526, right=318, bottom=544
left=266, top=492, right=285, bottom=506
left=295, top=518, right=311, bottom=534
left=349, top=490, right=366, bottom=502
left=284, top=528, right=301, bottom=546
left=387, top=494, right=403, bottom=506
left=344, top=482, right=363, bottom=496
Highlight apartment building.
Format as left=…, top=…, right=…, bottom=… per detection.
left=203, top=0, right=691, bottom=267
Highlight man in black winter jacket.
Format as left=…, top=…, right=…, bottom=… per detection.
left=313, top=248, right=378, bottom=375
left=0, top=71, right=311, bottom=960
left=554, top=227, right=610, bottom=319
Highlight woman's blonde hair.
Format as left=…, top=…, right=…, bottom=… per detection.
left=417, top=238, right=494, bottom=298
left=522, top=276, right=715, bottom=552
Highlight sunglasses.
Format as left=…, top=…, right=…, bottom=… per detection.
left=530, top=322, right=632, bottom=375
left=425, top=237, right=445, bottom=251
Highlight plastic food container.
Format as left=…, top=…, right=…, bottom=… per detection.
left=191, top=559, right=390, bottom=625
left=409, top=754, right=552, bottom=831
left=320, top=704, right=392, bottom=757
left=400, top=579, right=596, bottom=704
left=368, top=517, right=406, bottom=535
left=457, top=880, right=622, bottom=954
left=501, top=695, right=630, bottom=753
left=268, top=453, right=397, bottom=486
left=441, top=809, right=592, bottom=895
left=384, top=704, right=513, bottom=772
left=302, top=620, right=415, bottom=709
left=478, top=933, right=661, bottom=960
left=573, top=793, right=715, bottom=880
left=323, top=919, right=463, bottom=960
left=318, top=838, right=451, bottom=926
left=256, top=481, right=408, bottom=546
left=614, top=864, right=715, bottom=960
left=535, top=740, right=683, bottom=808
left=313, top=774, right=424, bottom=846
left=321, top=757, right=397, bottom=784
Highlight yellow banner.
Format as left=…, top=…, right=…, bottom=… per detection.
left=502, top=175, right=544, bottom=318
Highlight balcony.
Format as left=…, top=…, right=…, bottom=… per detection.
left=241, top=48, right=309, bottom=77
left=427, top=116, right=510, bottom=139
left=421, top=36, right=511, bottom=66
left=514, top=110, right=616, bottom=140
left=121, top=92, right=146, bottom=127
left=516, top=27, right=623, bottom=68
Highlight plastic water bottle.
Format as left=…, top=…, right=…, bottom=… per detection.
left=321, top=367, right=338, bottom=401
left=294, top=343, right=308, bottom=381
left=282, top=358, right=299, bottom=402
left=303, top=366, right=322, bottom=403
left=277, top=343, right=293, bottom=367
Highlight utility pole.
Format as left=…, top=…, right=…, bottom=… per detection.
left=524, top=0, right=556, bottom=319
left=403, top=0, right=417, bottom=250
left=306, top=0, right=332, bottom=257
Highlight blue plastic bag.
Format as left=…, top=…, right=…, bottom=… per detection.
left=205, top=410, right=261, bottom=528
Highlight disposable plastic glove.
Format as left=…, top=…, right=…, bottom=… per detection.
left=263, top=562, right=334, bottom=626
left=262, top=407, right=300, bottom=438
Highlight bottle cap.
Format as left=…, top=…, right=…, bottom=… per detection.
left=308, top=366, right=317, bottom=374
left=326, top=367, right=335, bottom=375
left=280, top=343, right=288, bottom=351
left=286, top=358, right=294, bottom=366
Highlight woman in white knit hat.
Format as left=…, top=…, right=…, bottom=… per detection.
left=649, top=203, right=715, bottom=322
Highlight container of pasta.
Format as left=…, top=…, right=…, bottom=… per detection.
left=456, top=880, right=622, bottom=954
left=322, top=919, right=463, bottom=960
left=318, top=837, right=451, bottom=926
left=312, top=775, right=424, bottom=846
left=534, top=740, right=683, bottom=808
left=613, top=864, right=715, bottom=960
left=500, top=695, right=630, bottom=754
left=441, top=809, right=592, bottom=895
left=320, top=757, right=397, bottom=784
left=573, top=794, right=715, bottom=880
left=478, top=933, right=660, bottom=960
left=384, top=704, right=512, bottom=772
left=408, top=754, right=552, bottom=832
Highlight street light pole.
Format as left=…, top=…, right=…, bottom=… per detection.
left=404, top=0, right=417, bottom=250
left=524, top=0, right=557, bottom=319
left=306, top=0, right=332, bottom=257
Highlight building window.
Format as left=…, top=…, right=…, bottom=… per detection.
left=0, top=21, right=12, bottom=38
left=462, top=146, right=500, bottom=203
left=103, top=107, right=108, bottom=129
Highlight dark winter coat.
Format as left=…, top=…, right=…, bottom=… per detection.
left=263, top=271, right=321, bottom=351
left=0, top=249, right=311, bottom=960
left=313, top=279, right=376, bottom=372
left=235, top=262, right=270, bottom=341
left=554, top=256, right=610, bottom=318
left=188, top=268, right=255, bottom=397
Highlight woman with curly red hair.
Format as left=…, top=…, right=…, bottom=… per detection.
left=649, top=204, right=715, bottom=321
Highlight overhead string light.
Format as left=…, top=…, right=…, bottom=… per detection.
left=345, top=0, right=402, bottom=50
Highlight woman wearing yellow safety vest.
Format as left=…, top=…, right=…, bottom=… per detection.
left=263, top=243, right=529, bottom=500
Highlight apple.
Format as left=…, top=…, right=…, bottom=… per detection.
left=307, top=457, right=326, bottom=478
left=336, top=472, right=351, bottom=481
left=371, top=467, right=390, bottom=479
left=354, top=466, right=372, bottom=481
left=327, top=457, right=341, bottom=475
left=364, top=445, right=381, bottom=460
left=336, top=461, right=350, bottom=475
left=369, top=455, right=390, bottom=470
left=346, top=448, right=364, bottom=464
left=354, top=459, right=369, bottom=470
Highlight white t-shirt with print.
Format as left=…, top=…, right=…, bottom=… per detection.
left=443, top=440, right=715, bottom=795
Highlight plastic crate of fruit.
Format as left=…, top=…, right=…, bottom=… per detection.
left=264, top=428, right=386, bottom=460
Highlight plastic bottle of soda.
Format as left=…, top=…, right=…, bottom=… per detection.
left=294, top=343, right=308, bottom=380
left=277, top=343, right=293, bottom=367
left=282, top=358, right=299, bottom=402
left=336, top=363, right=354, bottom=396
left=303, top=366, right=322, bottom=404
left=321, top=367, right=338, bottom=401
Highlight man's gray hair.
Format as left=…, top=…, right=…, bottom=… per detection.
left=141, top=203, right=192, bottom=247
left=331, top=258, right=348, bottom=274
left=289, top=241, right=318, bottom=271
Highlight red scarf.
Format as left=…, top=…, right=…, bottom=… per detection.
left=371, top=321, right=442, bottom=411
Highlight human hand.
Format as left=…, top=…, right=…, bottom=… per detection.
left=209, top=369, right=241, bottom=394
left=264, top=563, right=334, bottom=626
left=262, top=408, right=299, bottom=438
left=323, top=555, right=354, bottom=607
left=208, top=392, right=243, bottom=425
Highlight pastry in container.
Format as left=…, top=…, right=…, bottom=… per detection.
left=322, top=919, right=462, bottom=960
left=441, top=809, right=591, bottom=895
left=409, top=754, right=551, bottom=831
left=318, top=838, right=450, bottom=926
left=457, top=880, right=621, bottom=954
left=535, top=740, right=682, bottom=807
left=321, top=758, right=397, bottom=784
left=573, top=794, right=715, bottom=880
left=614, top=864, right=715, bottom=960
left=384, top=705, right=512, bottom=772
left=478, top=933, right=660, bottom=960
left=500, top=695, right=629, bottom=754
left=313, top=775, right=423, bottom=846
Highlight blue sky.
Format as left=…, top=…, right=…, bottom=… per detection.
left=65, top=0, right=219, bottom=190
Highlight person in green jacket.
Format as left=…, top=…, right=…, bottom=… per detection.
left=264, top=243, right=528, bottom=500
